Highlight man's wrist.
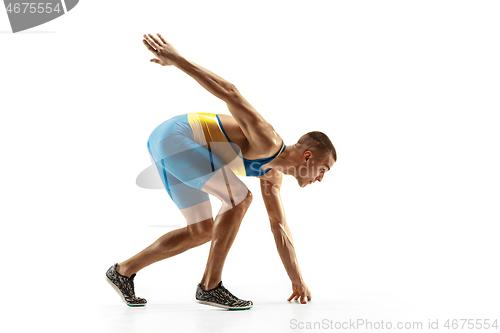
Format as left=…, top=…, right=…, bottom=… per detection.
left=173, top=56, right=188, bottom=69
left=291, top=275, right=305, bottom=285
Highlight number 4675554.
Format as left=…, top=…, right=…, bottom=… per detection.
left=6, top=2, right=62, bottom=14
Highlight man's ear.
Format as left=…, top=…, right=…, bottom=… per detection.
left=303, top=151, right=312, bottom=162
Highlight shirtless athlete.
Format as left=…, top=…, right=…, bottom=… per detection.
left=105, top=33, right=337, bottom=310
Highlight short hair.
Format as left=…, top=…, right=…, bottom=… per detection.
left=297, top=131, right=337, bottom=161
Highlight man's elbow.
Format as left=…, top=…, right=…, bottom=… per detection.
left=227, top=83, right=238, bottom=93
left=225, top=84, right=242, bottom=102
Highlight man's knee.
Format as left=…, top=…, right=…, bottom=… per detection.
left=241, top=189, right=252, bottom=207
left=231, top=189, right=252, bottom=212
left=228, top=181, right=252, bottom=207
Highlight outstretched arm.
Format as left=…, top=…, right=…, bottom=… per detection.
left=142, top=33, right=265, bottom=130
left=143, top=33, right=234, bottom=101
left=260, top=171, right=312, bottom=304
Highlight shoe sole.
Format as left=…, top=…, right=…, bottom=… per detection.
left=104, top=274, right=146, bottom=307
left=196, top=300, right=252, bottom=310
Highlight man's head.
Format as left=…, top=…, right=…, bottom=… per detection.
left=294, top=131, right=336, bottom=188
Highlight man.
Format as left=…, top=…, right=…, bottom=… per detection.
left=105, top=33, right=337, bottom=310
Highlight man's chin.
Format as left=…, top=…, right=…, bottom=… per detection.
left=299, top=180, right=313, bottom=188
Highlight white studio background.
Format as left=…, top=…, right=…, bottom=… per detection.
left=1, top=1, right=499, bottom=332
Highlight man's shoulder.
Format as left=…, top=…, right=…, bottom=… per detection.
left=257, top=168, right=283, bottom=183
left=248, top=126, right=283, bottom=156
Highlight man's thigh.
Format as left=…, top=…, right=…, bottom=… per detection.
left=150, top=150, right=213, bottom=225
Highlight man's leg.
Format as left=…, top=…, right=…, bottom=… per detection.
left=197, top=165, right=253, bottom=291
left=116, top=172, right=216, bottom=277
left=116, top=215, right=214, bottom=277
left=117, top=164, right=251, bottom=288
left=199, top=191, right=252, bottom=290
left=106, top=168, right=216, bottom=306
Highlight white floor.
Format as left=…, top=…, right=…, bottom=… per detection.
left=95, top=268, right=498, bottom=333
left=11, top=274, right=498, bottom=333
left=4, top=220, right=498, bottom=333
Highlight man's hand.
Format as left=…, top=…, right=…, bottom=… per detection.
left=143, top=33, right=182, bottom=66
left=287, top=282, right=312, bottom=304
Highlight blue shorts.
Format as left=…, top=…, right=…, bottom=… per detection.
left=147, top=114, right=227, bottom=210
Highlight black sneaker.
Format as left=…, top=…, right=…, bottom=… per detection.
left=196, top=281, right=253, bottom=310
left=105, top=263, right=147, bottom=307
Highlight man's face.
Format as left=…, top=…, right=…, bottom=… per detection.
left=296, top=152, right=335, bottom=188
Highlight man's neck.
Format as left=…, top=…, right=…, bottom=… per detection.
left=270, top=144, right=301, bottom=177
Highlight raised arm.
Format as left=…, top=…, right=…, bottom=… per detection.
left=142, top=33, right=267, bottom=142
left=259, top=170, right=312, bottom=304
left=175, top=58, right=266, bottom=136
